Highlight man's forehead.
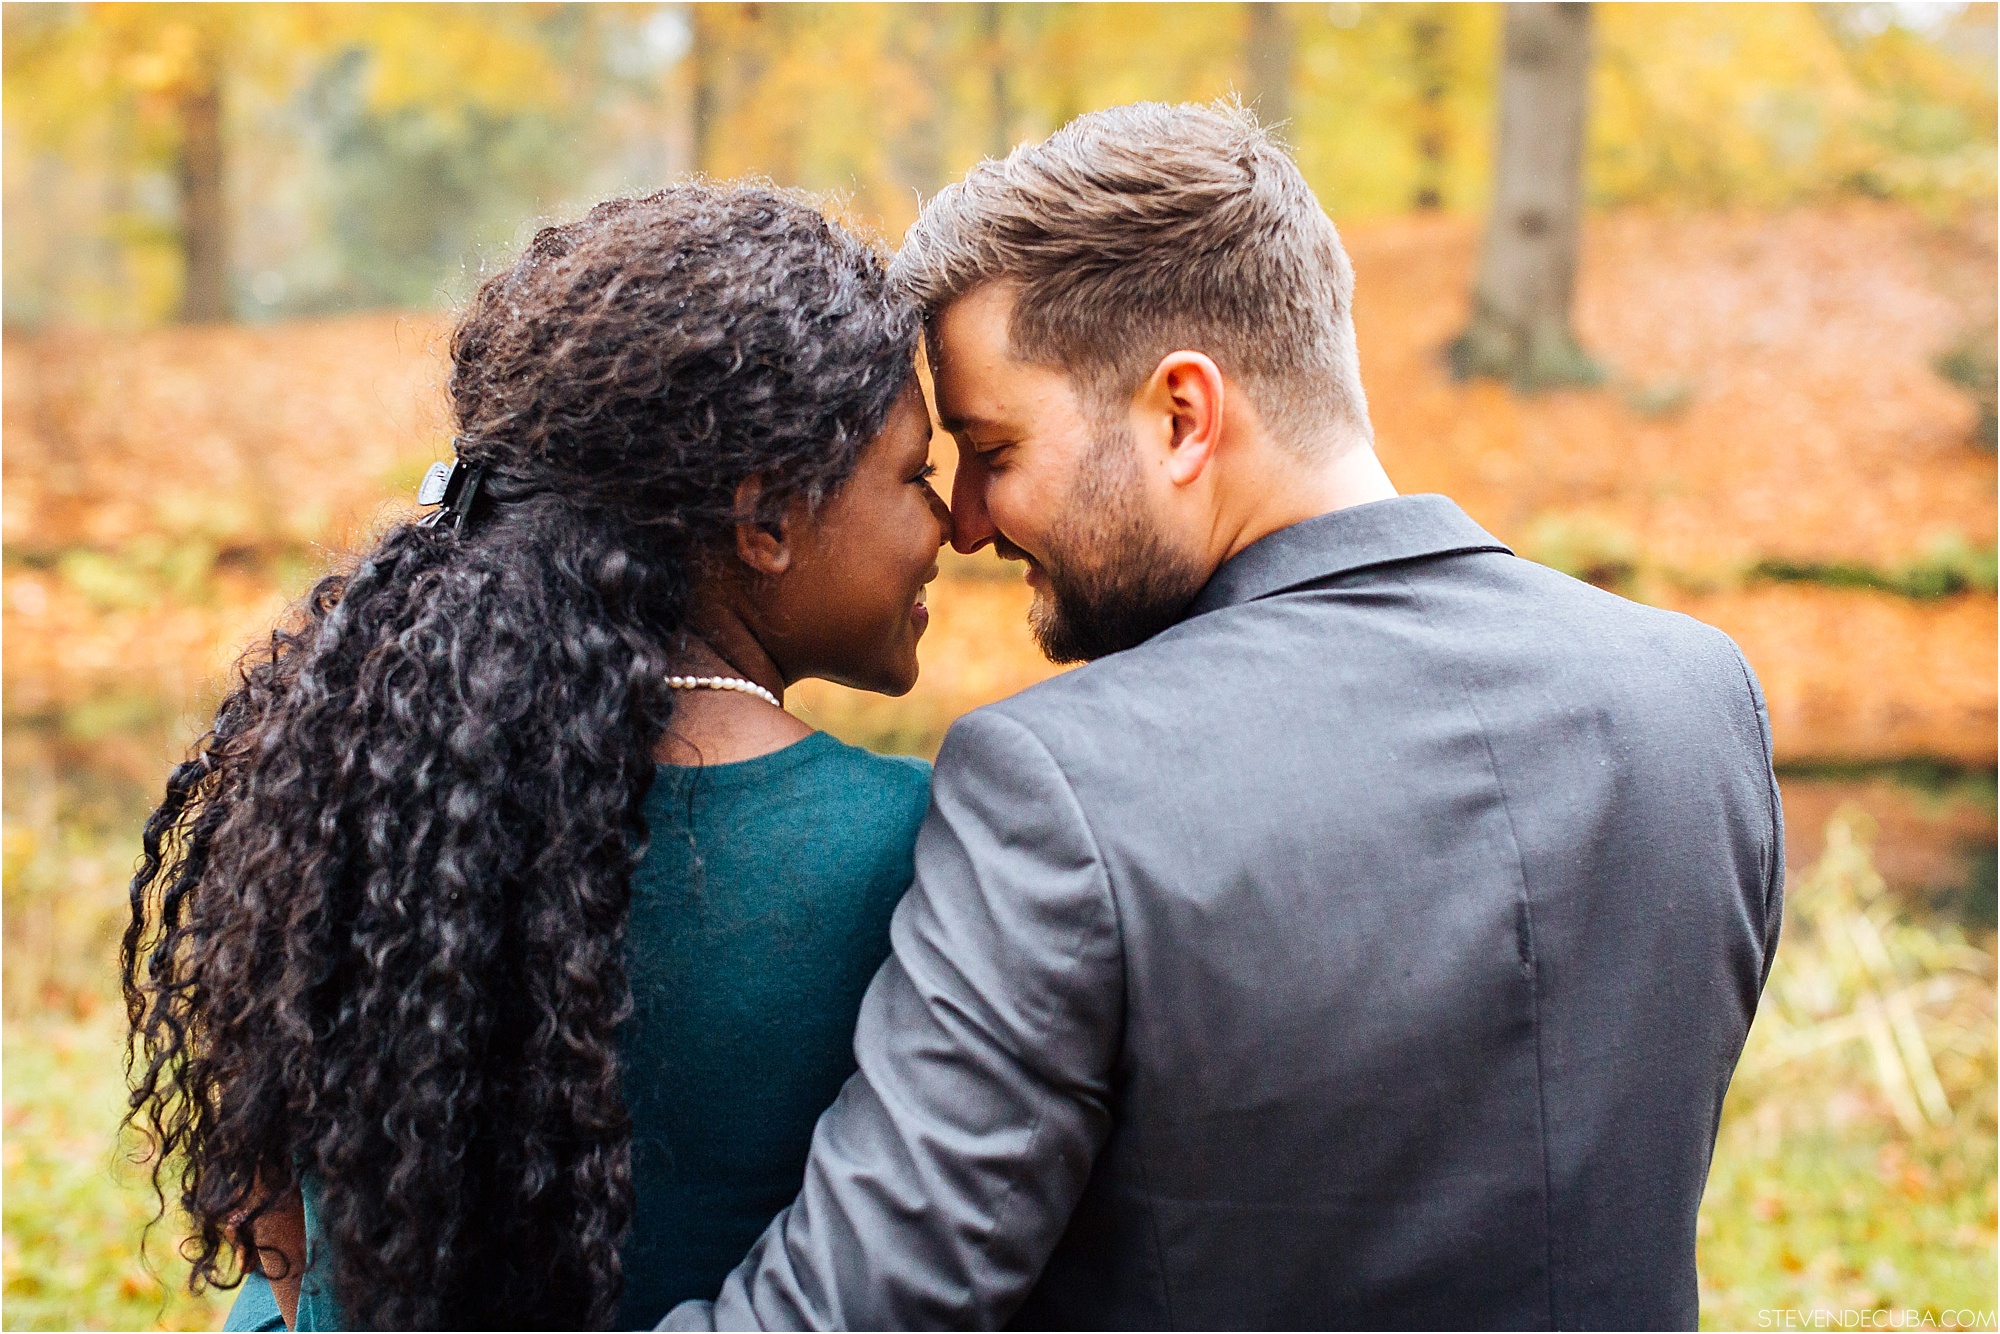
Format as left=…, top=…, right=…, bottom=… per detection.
left=929, top=305, right=1015, bottom=423
left=931, top=361, right=1041, bottom=435
left=929, top=284, right=1019, bottom=372
left=929, top=287, right=1082, bottom=429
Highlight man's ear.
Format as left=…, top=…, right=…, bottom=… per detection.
left=733, top=475, right=796, bottom=576
left=1136, top=351, right=1225, bottom=488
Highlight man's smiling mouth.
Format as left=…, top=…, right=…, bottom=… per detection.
left=981, top=535, right=1048, bottom=593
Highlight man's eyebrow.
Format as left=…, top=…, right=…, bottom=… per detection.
left=938, top=411, right=1007, bottom=435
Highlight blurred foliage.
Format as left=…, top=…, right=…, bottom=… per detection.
left=1, top=766, right=142, bottom=1022
left=1521, top=514, right=2000, bottom=602
left=2, top=2, right=1995, bottom=326
left=1699, top=809, right=1997, bottom=1327
left=1755, top=809, right=1991, bottom=1137
left=4, top=1009, right=232, bottom=1331
left=1936, top=324, right=1999, bottom=449
left=1622, top=377, right=1698, bottom=420
left=1518, top=511, right=1642, bottom=593
left=1595, top=3, right=1998, bottom=210
left=54, top=540, right=219, bottom=612
left=1751, top=532, right=2000, bottom=599
left=1, top=3, right=678, bottom=321
left=0, top=756, right=231, bottom=1329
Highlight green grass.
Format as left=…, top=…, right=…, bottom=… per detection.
left=1699, top=1114, right=1999, bottom=1326
left=3, top=1010, right=230, bottom=1331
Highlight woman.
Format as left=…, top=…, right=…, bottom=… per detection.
left=121, top=184, right=950, bottom=1330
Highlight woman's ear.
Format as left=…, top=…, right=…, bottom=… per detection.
left=733, top=475, right=797, bottom=576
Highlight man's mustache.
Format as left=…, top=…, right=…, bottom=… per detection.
left=992, top=535, right=1036, bottom=567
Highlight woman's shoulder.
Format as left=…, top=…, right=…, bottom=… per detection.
left=634, top=732, right=928, bottom=965
left=793, top=732, right=932, bottom=830
left=648, top=730, right=930, bottom=862
left=813, top=731, right=932, bottom=786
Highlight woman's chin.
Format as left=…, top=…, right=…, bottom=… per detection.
left=881, top=642, right=922, bottom=697
left=825, top=646, right=920, bottom=698
left=881, top=658, right=920, bottom=698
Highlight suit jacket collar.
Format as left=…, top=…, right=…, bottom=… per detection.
left=1188, top=494, right=1512, bottom=618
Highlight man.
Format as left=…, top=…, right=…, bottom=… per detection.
left=666, top=100, right=1782, bottom=1330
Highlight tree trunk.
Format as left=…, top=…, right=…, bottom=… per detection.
left=176, top=56, right=229, bottom=323
left=892, top=5, right=949, bottom=199
left=1409, top=6, right=1451, bottom=210
left=984, top=2, right=1014, bottom=160
left=1451, top=1, right=1600, bottom=388
left=1244, top=3, right=1293, bottom=131
left=689, top=4, right=720, bottom=175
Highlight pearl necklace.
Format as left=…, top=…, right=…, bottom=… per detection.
left=666, top=674, right=783, bottom=710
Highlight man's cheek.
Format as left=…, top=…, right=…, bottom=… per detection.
left=989, top=481, right=1045, bottom=552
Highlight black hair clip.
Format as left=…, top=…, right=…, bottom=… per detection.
left=417, top=455, right=487, bottom=535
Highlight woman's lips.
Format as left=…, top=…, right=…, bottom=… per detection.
left=911, top=565, right=939, bottom=635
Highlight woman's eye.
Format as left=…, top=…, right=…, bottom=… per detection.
left=913, top=462, right=938, bottom=484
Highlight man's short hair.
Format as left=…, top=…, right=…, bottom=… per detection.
left=893, top=99, right=1371, bottom=453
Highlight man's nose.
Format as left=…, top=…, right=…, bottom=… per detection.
left=949, top=450, right=996, bottom=555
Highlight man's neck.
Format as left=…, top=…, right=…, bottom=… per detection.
left=1214, top=441, right=1399, bottom=566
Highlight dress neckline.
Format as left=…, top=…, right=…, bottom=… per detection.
left=652, top=728, right=841, bottom=787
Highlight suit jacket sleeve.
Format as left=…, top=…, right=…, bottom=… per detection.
left=1735, top=645, right=1786, bottom=989
left=660, top=708, right=1124, bottom=1330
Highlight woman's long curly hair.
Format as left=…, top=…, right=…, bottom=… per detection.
left=121, top=184, right=919, bottom=1330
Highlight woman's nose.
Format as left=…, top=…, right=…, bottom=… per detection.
left=926, top=482, right=954, bottom=549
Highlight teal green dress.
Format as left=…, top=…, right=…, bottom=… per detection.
left=224, top=731, right=930, bottom=1330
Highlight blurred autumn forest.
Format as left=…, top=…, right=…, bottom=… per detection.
left=3, top=3, right=1997, bottom=322
left=2, top=3, right=1998, bottom=1331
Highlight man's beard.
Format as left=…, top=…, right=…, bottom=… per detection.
left=1021, top=421, right=1209, bottom=665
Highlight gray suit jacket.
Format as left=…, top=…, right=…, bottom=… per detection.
left=665, top=495, right=1784, bottom=1331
